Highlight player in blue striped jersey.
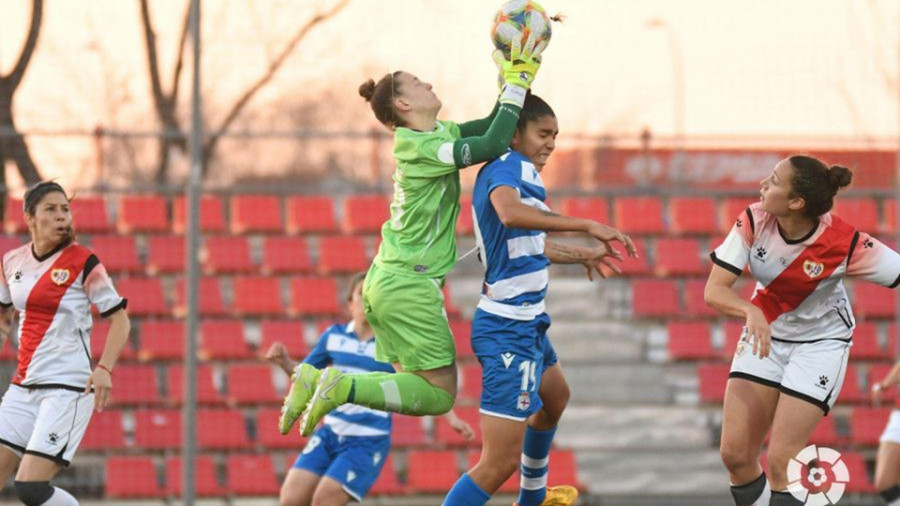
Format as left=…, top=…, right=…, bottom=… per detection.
left=267, top=273, right=473, bottom=505
left=443, top=94, right=636, bottom=506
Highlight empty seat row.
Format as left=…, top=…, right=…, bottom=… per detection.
left=3, top=195, right=394, bottom=236
left=105, top=448, right=580, bottom=498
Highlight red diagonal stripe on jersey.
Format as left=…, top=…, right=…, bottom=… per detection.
left=15, top=245, right=90, bottom=384
left=752, top=224, right=854, bottom=323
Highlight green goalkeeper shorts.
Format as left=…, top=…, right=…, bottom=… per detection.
left=362, top=263, right=456, bottom=372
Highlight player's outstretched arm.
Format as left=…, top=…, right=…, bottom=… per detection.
left=544, top=239, right=623, bottom=280
left=872, top=361, right=900, bottom=404
left=457, top=101, right=500, bottom=138
left=264, top=342, right=297, bottom=377
left=489, top=186, right=637, bottom=256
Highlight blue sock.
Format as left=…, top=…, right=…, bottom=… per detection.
left=444, top=473, right=490, bottom=506
left=517, top=425, right=557, bottom=506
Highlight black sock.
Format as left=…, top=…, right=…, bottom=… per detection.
left=881, top=484, right=900, bottom=504
left=770, top=491, right=803, bottom=505
left=730, top=472, right=769, bottom=506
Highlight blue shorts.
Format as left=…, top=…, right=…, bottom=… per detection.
left=471, top=309, right=558, bottom=421
left=291, top=425, right=391, bottom=501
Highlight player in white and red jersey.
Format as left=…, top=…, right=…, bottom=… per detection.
left=870, top=363, right=900, bottom=505
left=705, top=155, right=900, bottom=506
left=0, top=182, right=130, bottom=506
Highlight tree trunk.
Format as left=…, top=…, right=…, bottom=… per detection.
left=0, top=88, right=41, bottom=185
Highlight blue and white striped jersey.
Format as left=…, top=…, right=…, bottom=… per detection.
left=472, top=150, right=550, bottom=320
left=304, top=321, right=395, bottom=437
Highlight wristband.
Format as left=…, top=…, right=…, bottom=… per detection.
left=97, top=364, right=113, bottom=376
left=499, top=84, right=527, bottom=107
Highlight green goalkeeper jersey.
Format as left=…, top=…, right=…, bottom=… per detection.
left=374, top=120, right=462, bottom=278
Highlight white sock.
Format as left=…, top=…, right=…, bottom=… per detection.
left=41, top=487, right=78, bottom=506
left=889, top=498, right=900, bottom=506
left=754, top=480, right=771, bottom=506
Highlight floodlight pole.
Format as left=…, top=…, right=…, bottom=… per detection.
left=183, top=0, right=202, bottom=504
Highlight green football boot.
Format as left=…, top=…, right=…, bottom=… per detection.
left=299, top=366, right=352, bottom=437
left=278, top=363, right=321, bottom=435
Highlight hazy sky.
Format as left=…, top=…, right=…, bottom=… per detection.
left=0, top=0, right=898, bottom=184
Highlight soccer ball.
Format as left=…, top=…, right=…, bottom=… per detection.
left=491, top=0, right=553, bottom=59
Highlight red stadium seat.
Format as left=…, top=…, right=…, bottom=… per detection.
left=458, top=363, right=482, bottom=402
left=842, top=451, right=875, bottom=493
left=682, top=280, right=719, bottom=318
left=670, top=197, right=718, bottom=235
left=230, top=195, right=282, bottom=234
left=344, top=194, right=390, bottom=234
left=198, top=410, right=251, bottom=449
left=4, top=198, right=26, bottom=234
left=112, top=365, right=160, bottom=405
left=614, top=197, right=664, bottom=235
left=119, top=195, right=168, bottom=233
left=407, top=451, right=460, bottom=493
left=203, top=236, right=254, bottom=274
left=560, top=197, right=610, bottom=224
left=886, top=199, right=897, bottom=233
left=443, top=283, right=462, bottom=319
left=841, top=365, right=864, bottom=403
left=289, top=277, right=341, bottom=316
left=392, top=415, right=428, bottom=447
left=722, top=321, right=745, bottom=358
left=227, top=364, right=279, bottom=403
left=807, top=415, right=841, bottom=447
left=450, top=319, right=474, bottom=359
left=852, top=322, right=887, bottom=360
left=146, top=236, right=184, bottom=275
left=698, top=363, right=730, bottom=402
left=80, top=410, right=124, bottom=450
left=547, top=450, right=582, bottom=489
left=169, top=364, right=224, bottom=405
left=631, top=279, right=680, bottom=317
left=115, top=278, right=168, bottom=316
left=105, top=456, right=163, bottom=498
left=457, top=194, right=474, bottom=235
left=259, top=320, right=309, bottom=358
left=90, top=319, right=134, bottom=360
left=667, top=322, right=715, bottom=360
left=138, top=320, right=185, bottom=360
left=854, top=283, right=897, bottom=318
left=286, top=195, right=337, bottom=234
left=655, top=238, right=705, bottom=276
left=174, top=277, right=228, bottom=317
left=0, top=235, right=24, bottom=256
left=617, top=238, right=651, bottom=276
left=261, top=236, right=312, bottom=274
left=850, top=407, right=891, bottom=446
left=435, top=406, right=481, bottom=446
left=720, top=197, right=757, bottom=233
left=70, top=196, right=111, bottom=233
left=226, top=455, right=279, bottom=495
left=134, top=409, right=181, bottom=449
left=466, top=451, right=519, bottom=493
left=173, top=195, right=225, bottom=234
left=369, top=454, right=404, bottom=495
left=318, top=236, right=369, bottom=274
left=232, top=276, right=284, bottom=316
left=199, top=320, right=251, bottom=360
left=834, top=199, right=878, bottom=233
left=89, top=236, right=141, bottom=273
left=166, top=456, right=224, bottom=496
left=256, top=408, right=305, bottom=449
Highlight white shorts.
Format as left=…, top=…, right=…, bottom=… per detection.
left=729, top=333, right=850, bottom=415
left=880, top=411, right=900, bottom=444
left=0, top=385, right=94, bottom=466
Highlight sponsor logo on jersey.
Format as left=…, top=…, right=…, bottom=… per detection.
left=501, top=352, right=515, bottom=369
left=755, top=246, right=767, bottom=261
left=373, top=452, right=382, bottom=465
left=803, top=260, right=824, bottom=279
left=461, top=144, right=472, bottom=166
left=11, top=271, right=22, bottom=283
left=50, top=268, right=70, bottom=286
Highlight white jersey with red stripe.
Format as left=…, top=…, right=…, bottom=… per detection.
left=0, top=242, right=126, bottom=390
left=712, top=202, right=900, bottom=342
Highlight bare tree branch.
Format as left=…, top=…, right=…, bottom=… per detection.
left=5, top=0, right=43, bottom=92
left=170, top=0, right=192, bottom=105
left=202, top=0, right=351, bottom=168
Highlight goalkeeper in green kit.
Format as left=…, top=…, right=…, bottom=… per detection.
left=279, top=43, right=543, bottom=438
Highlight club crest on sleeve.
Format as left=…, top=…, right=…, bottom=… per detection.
left=802, top=260, right=824, bottom=279
left=50, top=268, right=70, bottom=285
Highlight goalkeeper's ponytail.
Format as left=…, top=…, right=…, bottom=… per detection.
left=360, top=71, right=404, bottom=130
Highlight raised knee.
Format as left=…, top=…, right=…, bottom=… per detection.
left=15, top=481, right=54, bottom=506
left=719, top=442, right=755, bottom=472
